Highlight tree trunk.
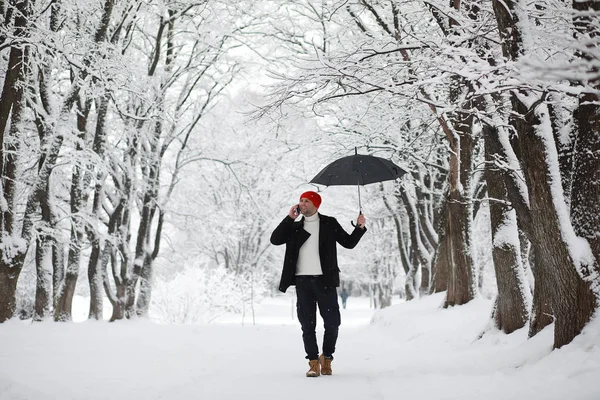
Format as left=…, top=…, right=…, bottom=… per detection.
left=34, top=237, right=53, bottom=321
left=444, top=188, right=475, bottom=307
left=548, top=96, right=575, bottom=208
left=570, top=0, right=600, bottom=304
left=444, top=110, right=476, bottom=307
left=136, top=256, right=154, bottom=316
left=569, top=94, right=600, bottom=331
left=54, top=233, right=82, bottom=322
left=517, top=100, right=595, bottom=348
left=572, top=98, right=600, bottom=263
left=0, top=0, right=28, bottom=145
left=527, top=245, right=554, bottom=338
left=0, top=0, right=31, bottom=323
left=88, top=240, right=104, bottom=320
left=483, top=124, right=530, bottom=333
left=110, top=272, right=128, bottom=322
left=0, top=258, right=24, bottom=322
left=431, top=221, right=450, bottom=294
left=33, top=176, right=57, bottom=321
left=420, top=266, right=430, bottom=297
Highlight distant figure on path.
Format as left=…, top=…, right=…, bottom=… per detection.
left=340, top=288, right=349, bottom=309
left=270, top=191, right=367, bottom=378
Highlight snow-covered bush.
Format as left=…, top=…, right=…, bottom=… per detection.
left=150, top=263, right=269, bottom=324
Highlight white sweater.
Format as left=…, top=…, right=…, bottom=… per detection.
left=296, top=213, right=323, bottom=276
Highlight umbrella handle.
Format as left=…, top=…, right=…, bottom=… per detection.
left=351, top=210, right=363, bottom=227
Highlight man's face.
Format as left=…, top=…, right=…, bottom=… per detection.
left=299, top=197, right=318, bottom=216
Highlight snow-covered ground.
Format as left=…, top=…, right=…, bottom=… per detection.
left=1, top=293, right=599, bottom=400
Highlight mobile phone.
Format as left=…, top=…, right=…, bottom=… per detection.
left=295, top=206, right=300, bottom=215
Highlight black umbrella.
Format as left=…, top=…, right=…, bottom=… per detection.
left=310, top=148, right=406, bottom=212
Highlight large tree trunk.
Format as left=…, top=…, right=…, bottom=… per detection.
left=570, top=0, right=600, bottom=295
left=0, top=0, right=31, bottom=322
left=567, top=0, right=600, bottom=337
left=444, top=110, right=476, bottom=307
left=571, top=96, right=600, bottom=263
left=483, top=124, right=530, bottom=333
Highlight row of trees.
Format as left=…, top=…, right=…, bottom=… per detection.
left=0, top=0, right=269, bottom=322
left=258, top=0, right=600, bottom=349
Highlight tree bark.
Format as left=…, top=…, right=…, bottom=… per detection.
left=568, top=0, right=600, bottom=337
left=569, top=91, right=600, bottom=339
left=571, top=95, right=600, bottom=263
left=483, top=124, right=530, bottom=333
left=444, top=188, right=475, bottom=307
left=88, top=239, right=103, bottom=320
left=444, top=110, right=476, bottom=307
left=431, top=207, right=450, bottom=294
left=0, top=256, right=24, bottom=322
left=34, top=235, right=53, bottom=321
left=0, top=0, right=31, bottom=322
left=571, top=0, right=600, bottom=278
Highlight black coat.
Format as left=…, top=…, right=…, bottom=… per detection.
left=270, top=213, right=367, bottom=293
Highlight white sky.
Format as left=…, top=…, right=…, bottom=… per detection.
left=1, top=292, right=599, bottom=400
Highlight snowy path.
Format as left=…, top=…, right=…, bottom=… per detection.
left=1, top=294, right=599, bottom=400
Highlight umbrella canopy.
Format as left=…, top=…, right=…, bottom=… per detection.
left=310, top=148, right=406, bottom=211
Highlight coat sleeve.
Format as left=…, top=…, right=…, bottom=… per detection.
left=331, top=217, right=367, bottom=249
left=270, top=216, right=296, bottom=246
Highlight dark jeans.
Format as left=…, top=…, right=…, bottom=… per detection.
left=295, top=275, right=341, bottom=360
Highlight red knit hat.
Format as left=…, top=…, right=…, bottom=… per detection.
left=300, top=191, right=322, bottom=209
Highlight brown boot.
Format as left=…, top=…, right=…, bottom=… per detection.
left=319, top=354, right=333, bottom=375
left=306, top=359, right=320, bottom=377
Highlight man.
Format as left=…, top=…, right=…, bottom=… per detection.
left=270, top=191, right=366, bottom=377
left=340, top=287, right=350, bottom=309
